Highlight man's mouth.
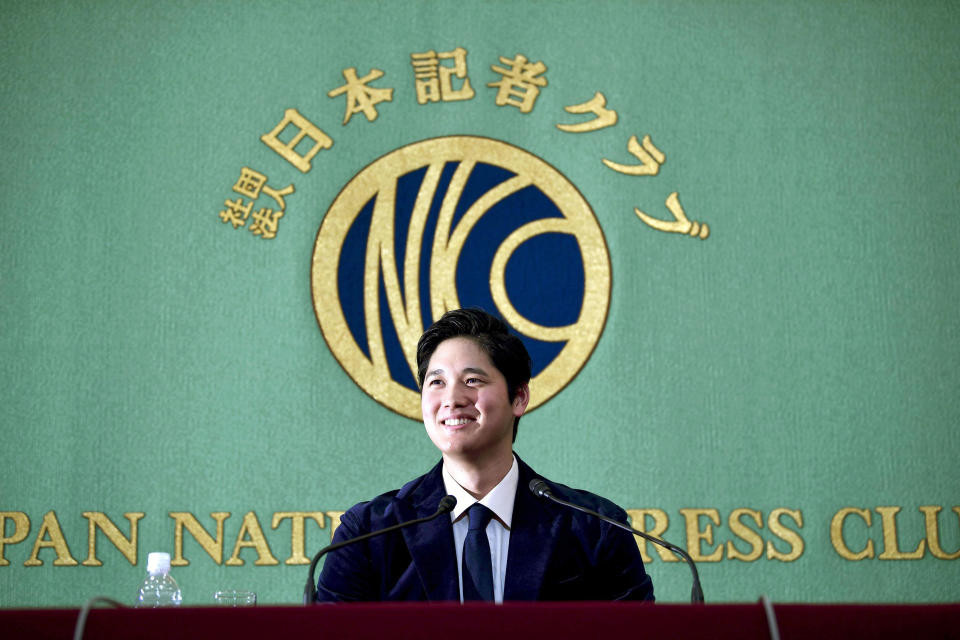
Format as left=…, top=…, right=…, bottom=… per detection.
left=442, top=417, right=474, bottom=426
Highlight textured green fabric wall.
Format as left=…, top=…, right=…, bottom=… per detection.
left=1, top=0, right=958, bottom=606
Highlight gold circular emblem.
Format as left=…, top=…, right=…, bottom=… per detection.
left=311, top=136, right=610, bottom=419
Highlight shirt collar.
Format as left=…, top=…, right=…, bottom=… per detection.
left=442, top=455, right=518, bottom=529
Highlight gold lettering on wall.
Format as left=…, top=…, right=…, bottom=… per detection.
left=831, top=507, right=875, bottom=560
left=921, top=506, right=960, bottom=560
left=81, top=512, right=144, bottom=566
left=877, top=506, right=926, bottom=560
left=272, top=512, right=327, bottom=565
left=225, top=512, right=279, bottom=566
left=260, top=108, right=332, bottom=173
left=0, top=512, right=30, bottom=566
left=766, top=508, right=804, bottom=561
left=170, top=512, right=230, bottom=566
left=1, top=505, right=953, bottom=568
left=626, top=509, right=678, bottom=563
left=24, top=512, right=77, bottom=566
left=679, top=508, right=723, bottom=562
left=727, top=508, right=764, bottom=562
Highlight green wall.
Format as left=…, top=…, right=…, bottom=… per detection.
left=1, top=0, right=958, bottom=606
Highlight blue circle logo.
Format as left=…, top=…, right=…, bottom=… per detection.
left=312, top=136, right=611, bottom=419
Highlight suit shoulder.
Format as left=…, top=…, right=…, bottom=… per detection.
left=338, top=466, right=438, bottom=530
left=543, top=479, right=631, bottom=522
left=518, top=456, right=629, bottom=522
left=337, top=488, right=401, bottom=532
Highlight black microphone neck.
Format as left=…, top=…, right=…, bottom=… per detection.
left=529, top=479, right=704, bottom=604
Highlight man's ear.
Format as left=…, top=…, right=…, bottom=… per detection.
left=512, top=382, right=530, bottom=416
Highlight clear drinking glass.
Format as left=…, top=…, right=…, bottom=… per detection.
left=213, top=590, right=257, bottom=606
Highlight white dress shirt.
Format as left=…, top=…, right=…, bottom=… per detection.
left=442, top=455, right=518, bottom=604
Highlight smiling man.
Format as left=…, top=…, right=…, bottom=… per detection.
left=315, top=308, right=654, bottom=602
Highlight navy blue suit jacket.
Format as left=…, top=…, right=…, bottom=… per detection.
left=315, top=455, right=654, bottom=602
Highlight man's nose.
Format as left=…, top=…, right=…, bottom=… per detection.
left=442, top=382, right=468, bottom=407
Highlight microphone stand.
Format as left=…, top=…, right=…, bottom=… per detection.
left=530, top=479, right=704, bottom=604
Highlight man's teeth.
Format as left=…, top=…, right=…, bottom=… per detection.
left=444, top=418, right=471, bottom=426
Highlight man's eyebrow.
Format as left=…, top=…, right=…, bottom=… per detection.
left=425, top=366, right=490, bottom=377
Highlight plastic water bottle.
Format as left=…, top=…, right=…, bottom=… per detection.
left=135, top=552, right=182, bottom=607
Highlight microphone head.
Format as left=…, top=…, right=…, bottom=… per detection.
left=437, top=495, right=457, bottom=513
left=528, top=478, right=551, bottom=498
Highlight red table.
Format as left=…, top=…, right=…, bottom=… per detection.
left=4, top=602, right=959, bottom=640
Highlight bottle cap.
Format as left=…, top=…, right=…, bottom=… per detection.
left=146, top=552, right=171, bottom=575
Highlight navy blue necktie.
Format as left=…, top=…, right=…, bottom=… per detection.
left=462, top=503, right=494, bottom=601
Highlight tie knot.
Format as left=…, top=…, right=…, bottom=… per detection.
left=467, top=503, right=493, bottom=531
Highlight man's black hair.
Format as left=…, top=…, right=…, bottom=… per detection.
left=416, top=308, right=532, bottom=442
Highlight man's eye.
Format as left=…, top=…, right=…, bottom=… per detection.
left=427, top=379, right=443, bottom=386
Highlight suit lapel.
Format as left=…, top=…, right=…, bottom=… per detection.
left=397, top=461, right=461, bottom=601
left=394, top=456, right=560, bottom=601
left=503, top=457, right=557, bottom=601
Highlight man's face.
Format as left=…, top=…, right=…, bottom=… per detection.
left=421, top=336, right=528, bottom=465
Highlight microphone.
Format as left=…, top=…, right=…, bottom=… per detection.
left=529, top=478, right=704, bottom=604
left=303, top=494, right=457, bottom=604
